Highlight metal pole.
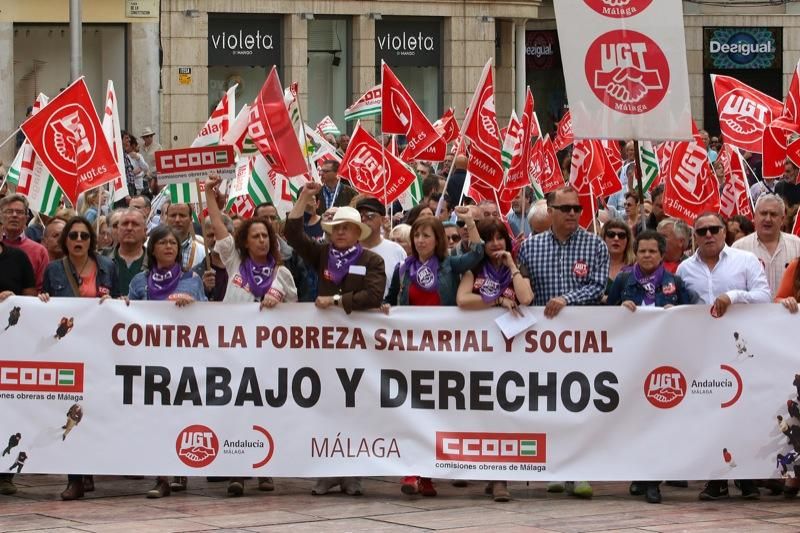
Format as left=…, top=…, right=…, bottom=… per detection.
left=70, top=0, right=82, bottom=82
left=515, top=19, right=528, bottom=115
left=633, top=140, right=647, bottom=234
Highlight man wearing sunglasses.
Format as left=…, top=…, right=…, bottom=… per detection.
left=677, top=213, right=769, bottom=501
left=517, top=185, right=609, bottom=499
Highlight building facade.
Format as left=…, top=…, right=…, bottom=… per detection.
left=0, top=0, right=160, bottom=164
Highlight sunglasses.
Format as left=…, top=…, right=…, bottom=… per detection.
left=551, top=204, right=583, bottom=214
left=447, top=234, right=461, bottom=243
left=67, top=231, right=91, bottom=241
left=605, top=230, right=627, bottom=240
left=695, top=225, right=723, bottom=237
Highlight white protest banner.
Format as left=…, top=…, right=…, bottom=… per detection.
left=155, top=145, right=236, bottom=186
left=554, top=0, right=692, bottom=141
left=0, top=297, right=796, bottom=481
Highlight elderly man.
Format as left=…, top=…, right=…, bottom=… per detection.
left=316, top=161, right=357, bottom=216
left=517, top=185, right=609, bottom=500
left=656, top=218, right=691, bottom=273
left=732, top=195, right=800, bottom=298
left=140, top=127, right=162, bottom=171
left=285, top=182, right=385, bottom=497
left=42, top=218, right=66, bottom=262
left=527, top=199, right=552, bottom=235
left=356, top=197, right=406, bottom=296
left=164, top=203, right=206, bottom=271
left=110, top=208, right=147, bottom=296
left=0, top=194, right=48, bottom=290
left=677, top=212, right=769, bottom=500
left=507, top=192, right=532, bottom=237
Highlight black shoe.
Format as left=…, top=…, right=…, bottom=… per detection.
left=739, top=480, right=760, bottom=500
left=645, top=483, right=662, bottom=504
left=699, top=481, right=729, bottom=500
left=629, top=481, right=645, bottom=496
left=758, top=479, right=784, bottom=496
left=665, top=480, right=689, bottom=488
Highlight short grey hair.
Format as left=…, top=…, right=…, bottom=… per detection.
left=754, top=193, right=786, bottom=214
left=0, top=193, right=29, bottom=212
left=657, top=217, right=691, bottom=242
left=204, top=213, right=235, bottom=234
left=527, top=200, right=549, bottom=226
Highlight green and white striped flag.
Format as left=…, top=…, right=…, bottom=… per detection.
left=5, top=144, right=24, bottom=186
left=58, top=369, right=75, bottom=386
left=345, top=85, right=381, bottom=121
left=7, top=144, right=63, bottom=216
left=168, top=182, right=199, bottom=204
left=501, top=111, right=522, bottom=170
left=398, top=175, right=424, bottom=211
left=520, top=440, right=538, bottom=456
left=248, top=154, right=295, bottom=219
left=638, top=140, right=660, bottom=193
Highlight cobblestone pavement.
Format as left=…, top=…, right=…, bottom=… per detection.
left=2, top=476, right=800, bottom=532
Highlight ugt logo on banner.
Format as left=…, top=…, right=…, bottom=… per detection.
left=20, top=78, right=122, bottom=206
left=583, top=0, right=653, bottom=18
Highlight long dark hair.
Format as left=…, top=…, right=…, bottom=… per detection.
left=410, top=217, right=447, bottom=261
left=146, top=225, right=183, bottom=270
left=234, top=217, right=282, bottom=265
left=59, top=216, right=97, bottom=261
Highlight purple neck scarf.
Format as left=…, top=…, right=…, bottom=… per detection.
left=633, top=263, right=664, bottom=306
left=478, top=261, right=512, bottom=303
left=239, top=255, right=277, bottom=299
left=147, top=264, right=182, bottom=300
left=403, top=255, right=440, bottom=292
left=326, top=244, right=364, bottom=285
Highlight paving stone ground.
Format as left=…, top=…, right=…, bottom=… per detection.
left=2, top=476, right=800, bottom=532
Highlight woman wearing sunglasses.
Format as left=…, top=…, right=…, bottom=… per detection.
left=39, top=216, right=120, bottom=501
left=382, top=206, right=483, bottom=498
left=600, top=220, right=634, bottom=298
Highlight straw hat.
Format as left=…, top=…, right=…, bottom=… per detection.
left=141, top=127, right=155, bottom=137
left=321, top=206, right=371, bottom=241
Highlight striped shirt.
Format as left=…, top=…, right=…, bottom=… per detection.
left=518, top=229, right=609, bottom=306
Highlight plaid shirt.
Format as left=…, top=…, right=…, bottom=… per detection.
left=518, top=229, right=609, bottom=306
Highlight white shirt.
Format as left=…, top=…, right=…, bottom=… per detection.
left=365, top=238, right=407, bottom=296
left=215, top=235, right=297, bottom=304
left=141, top=141, right=162, bottom=171
left=732, top=232, right=800, bottom=298
left=677, top=245, right=771, bottom=305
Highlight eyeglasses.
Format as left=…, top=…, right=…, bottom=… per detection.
left=2, top=209, right=26, bottom=217
left=447, top=234, right=461, bottom=243
left=551, top=204, right=583, bottom=214
left=67, top=231, right=91, bottom=241
left=695, top=225, right=723, bottom=237
left=605, top=230, right=627, bottom=240
left=360, top=212, right=381, bottom=221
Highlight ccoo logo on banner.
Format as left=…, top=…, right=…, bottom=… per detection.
left=554, top=0, right=692, bottom=140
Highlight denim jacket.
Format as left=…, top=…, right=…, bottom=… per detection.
left=385, top=242, right=484, bottom=306
left=606, top=268, right=697, bottom=308
left=128, top=270, right=208, bottom=301
left=42, top=256, right=120, bottom=298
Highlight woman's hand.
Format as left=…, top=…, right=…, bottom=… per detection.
left=454, top=206, right=473, bottom=224
left=0, top=291, right=13, bottom=302
left=205, top=173, right=222, bottom=193
left=493, top=250, right=515, bottom=269
left=173, top=294, right=195, bottom=307
left=260, top=294, right=280, bottom=310
left=497, top=297, right=522, bottom=317
left=121, top=296, right=130, bottom=306
left=315, top=296, right=335, bottom=309
left=38, top=293, right=51, bottom=303
left=621, top=300, right=637, bottom=312
left=380, top=303, right=391, bottom=315
left=780, top=297, right=799, bottom=314
left=300, top=182, right=322, bottom=200
left=98, top=295, right=112, bottom=305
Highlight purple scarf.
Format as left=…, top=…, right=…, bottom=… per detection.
left=326, top=244, right=364, bottom=285
left=239, top=256, right=277, bottom=299
left=478, top=261, right=512, bottom=303
left=402, top=255, right=440, bottom=292
left=633, top=263, right=664, bottom=306
left=147, top=264, right=182, bottom=301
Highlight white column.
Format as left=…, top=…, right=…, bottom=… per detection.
left=0, top=22, right=14, bottom=164
left=130, top=22, right=161, bottom=140
left=515, top=18, right=527, bottom=114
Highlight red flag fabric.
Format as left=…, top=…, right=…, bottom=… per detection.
left=655, top=141, right=676, bottom=190
left=662, top=124, right=720, bottom=224
left=381, top=63, right=442, bottom=161
left=553, top=110, right=573, bottom=151
left=762, top=118, right=799, bottom=179
left=718, top=144, right=753, bottom=220
left=20, top=78, right=121, bottom=206
left=339, top=123, right=417, bottom=204
left=792, top=210, right=800, bottom=237
left=439, top=108, right=460, bottom=144
left=462, top=60, right=504, bottom=189
left=539, top=135, right=564, bottom=194
left=569, top=140, right=601, bottom=228
left=593, top=140, right=623, bottom=198
left=248, top=66, right=307, bottom=177
left=506, top=89, right=537, bottom=191
left=600, top=140, right=622, bottom=176
left=413, top=136, right=446, bottom=162
left=711, top=74, right=782, bottom=154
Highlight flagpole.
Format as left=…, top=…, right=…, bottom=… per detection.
left=292, top=85, right=315, bottom=177
left=436, top=135, right=464, bottom=216
left=0, top=128, right=20, bottom=151
left=195, top=179, right=211, bottom=270
left=633, top=140, right=647, bottom=233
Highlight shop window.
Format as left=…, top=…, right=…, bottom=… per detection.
left=307, top=18, right=350, bottom=129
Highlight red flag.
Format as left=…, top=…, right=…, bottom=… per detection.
left=20, top=78, right=121, bottom=206
left=506, top=89, right=536, bottom=190
left=600, top=140, right=622, bottom=176
left=784, top=59, right=800, bottom=123
left=539, top=135, right=564, bottom=194
left=655, top=141, right=676, bottom=190
left=594, top=140, right=623, bottom=198
left=711, top=74, right=782, bottom=154
left=462, top=60, right=504, bottom=189
left=340, top=123, right=416, bottom=204
left=662, top=123, right=721, bottom=224
left=228, top=195, right=256, bottom=219
left=248, top=66, right=307, bottom=177
left=718, top=144, right=753, bottom=220
left=439, top=108, right=460, bottom=143
left=381, top=63, right=442, bottom=161
left=553, top=110, right=573, bottom=151
left=413, top=136, right=446, bottom=162
left=792, top=210, right=800, bottom=237
left=569, top=140, right=602, bottom=228
left=763, top=117, right=798, bottom=179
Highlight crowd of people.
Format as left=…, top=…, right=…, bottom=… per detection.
left=1, top=126, right=800, bottom=504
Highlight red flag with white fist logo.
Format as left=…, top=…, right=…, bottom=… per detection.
left=20, top=78, right=122, bottom=206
